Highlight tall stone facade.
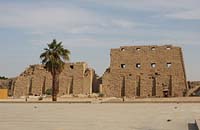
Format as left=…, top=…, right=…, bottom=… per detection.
left=102, top=45, right=188, bottom=97
left=13, top=62, right=96, bottom=97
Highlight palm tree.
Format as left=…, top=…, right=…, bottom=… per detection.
left=40, top=39, right=70, bottom=101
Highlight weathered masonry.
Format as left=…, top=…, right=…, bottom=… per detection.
left=187, top=81, right=200, bottom=96
left=102, top=45, right=187, bottom=97
left=13, top=62, right=97, bottom=97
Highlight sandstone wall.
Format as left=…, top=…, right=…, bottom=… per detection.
left=0, top=79, right=15, bottom=96
left=0, top=79, right=10, bottom=89
left=188, top=81, right=200, bottom=89
left=13, top=62, right=95, bottom=97
left=102, top=45, right=187, bottom=97
left=187, top=81, right=200, bottom=96
left=13, top=65, right=52, bottom=97
left=59, top=62, right=94, bottom=95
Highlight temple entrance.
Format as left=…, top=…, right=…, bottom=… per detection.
left=162, top=75, right=172, bottom=97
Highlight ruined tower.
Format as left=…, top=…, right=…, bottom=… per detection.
left=102, top=45, right=187, bottom=97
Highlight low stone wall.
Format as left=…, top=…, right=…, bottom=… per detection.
left=0, top=89, right=8, bottom=99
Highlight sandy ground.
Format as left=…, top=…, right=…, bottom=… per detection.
left=1, top=97, right=200, bottom=103
left=0, top=103, right=199, bottom=130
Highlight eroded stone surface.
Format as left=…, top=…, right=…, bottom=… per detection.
left=12, top=62, right=97, bottom=97
left=102, top=45, right=187, bottom=97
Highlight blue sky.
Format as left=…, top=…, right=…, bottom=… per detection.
left=0, top=0, right=199, bottom=80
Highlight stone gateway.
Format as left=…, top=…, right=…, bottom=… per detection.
left=102, top=45, right=187, bottom=97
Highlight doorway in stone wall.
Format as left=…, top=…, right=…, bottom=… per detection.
left=121, top=76, right=125, bottom=97
left=168, top=75, right=172, bottom=96
left=28, top=78, right=33, bottom=95
left=136, top=76, right=140, bottom=96
left=67, top=76, right=73, bottom=94
left=162, top=75, right=172, bottom=97
left=152, top=77, right=156, bottom=96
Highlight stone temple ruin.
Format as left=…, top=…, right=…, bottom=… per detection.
left=1, top=45, right=200, bottom=98
left=12, top=62, right=98, bottom=97
left=101, top=45, right=188, bottom=97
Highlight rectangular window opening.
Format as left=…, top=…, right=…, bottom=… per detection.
left=136, top=48, right=141, bottom=51
left=151, top=47, right=156, bottom=51
left=70, top=65, right=74, bottom=69
left=166, top=47, right=171, bottom=50
left=151, top=63, right=156, bottom=68
left=121, top=64, right=126, bottom=68
left=121, top=48, right=125, bottom=51
left=136, top=63, right=141, bottom=68
left=167, top=63, right=172, bottom=68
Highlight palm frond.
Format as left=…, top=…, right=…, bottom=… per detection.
left=40, top=39, right=70, bottom=74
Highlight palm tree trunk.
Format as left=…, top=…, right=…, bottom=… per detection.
left=52, top=73, right=59, bottom=101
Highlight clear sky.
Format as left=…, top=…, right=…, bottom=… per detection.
left=0, top=0, right=199, bottom=81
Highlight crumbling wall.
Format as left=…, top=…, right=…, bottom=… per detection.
left=0, top=79, right=10, bottom=89
left=13, top=65, right=52, bottom=97
left=188, top=81, right=200, bottom=89
left=59, top=62, right=94, bottom=96
left=187, top=81, right=200, bottom=96
left=13, top=62, right=95, bottom=97
left=102, top=45, right=187, bottom=97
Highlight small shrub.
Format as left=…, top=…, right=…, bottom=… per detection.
left=45, top=88, right=52, bottom=95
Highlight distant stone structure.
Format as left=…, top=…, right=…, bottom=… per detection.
left=188, top=81, right=200, bottom=89
left=0, top=89, right=8, bottom=99
left=0, top=79, right=14, bottom=96
left=187, top=81, right=200, bottom=96
left=1, top=44, right=199, bottom=98
left=102, top=45, right=188, bottom=97
left=0, top=79, right=10, bottom=89
left=12, top=62, right=97, bottom=97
